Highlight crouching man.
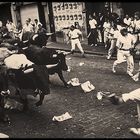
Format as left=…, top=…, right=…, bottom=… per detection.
left=109, top=88, right=140, bottom=135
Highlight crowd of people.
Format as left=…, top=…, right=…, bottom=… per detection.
left=88, top=11, right=140, bottom=59
left=0, top=18, right=47, bottom=41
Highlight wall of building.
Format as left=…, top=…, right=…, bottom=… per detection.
left=20, top=3, right=39, bottom=25
left=51, top=2, right=86, bottom=43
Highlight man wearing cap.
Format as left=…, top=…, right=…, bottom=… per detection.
left=112, top=28, right=137, bottom=77
left=68, top=25, right=85, bottom=57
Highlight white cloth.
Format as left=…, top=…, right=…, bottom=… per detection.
left=123, top=18, right=131, bottom=26
left=6, top=22, right=16, bottom=32
left=89, top=19, right=97, bottom=29
left=23, top=24, right=33, bottom=33
left=116, top=33, right=137, bottom=49
left=71, top=39, right=84, bottom=53
left=103, top=22, right=111, bottom=32
left=134, top=19, right=140, bottom=31
left=0, top=48, right=13, bottom=65
left=68, top=29, right=82, bottom=39
left=0, top=21, right=2, bottom=27
left=4, top=54, right=33, bottom=69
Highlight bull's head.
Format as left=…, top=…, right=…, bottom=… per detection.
left=57, top=52, right=68, bottom=71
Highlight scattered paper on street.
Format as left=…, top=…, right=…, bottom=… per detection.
left=79, top=62, right=84, bottom=66
left=81, top=81, right=95, bottom=93
left=0, top=133, right=9, bottom=138
left=67, top=78, right=81, bottom=86
left=52, top=112, right=72, bottom=122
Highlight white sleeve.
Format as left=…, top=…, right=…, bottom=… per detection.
left=77, top=29, right=82, bottom=35
left=116, top=38, right=121, bottom=47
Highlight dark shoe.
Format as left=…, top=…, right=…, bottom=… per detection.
left=108, top=94, right=122, bottom=105
left=81, top=53, right=85, bottom=58
left=70, top=50, right=74, bottom=54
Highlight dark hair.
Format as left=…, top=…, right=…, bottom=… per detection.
left=120, top=28, right=127, bottom=36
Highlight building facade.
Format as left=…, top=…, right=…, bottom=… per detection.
left=0, top=2, right=139, bottom=44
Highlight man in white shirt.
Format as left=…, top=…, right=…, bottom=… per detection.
left=6, top=20, right=16, bottom=39
left=112, top=28, right=137, bottom=77
left=134, top=13, right=140, bottom=42
left=68, top=25, right=85, bottom=57
left=22, top=19, right=33, bottom=33
left=88, top=15, right=98, bottom=47
left=107, top=24, right=120, bottom=59
left=123, top=14, right=131, bottom=26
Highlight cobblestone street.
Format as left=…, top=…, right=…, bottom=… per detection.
left=0, top=53, right=140, bottom=138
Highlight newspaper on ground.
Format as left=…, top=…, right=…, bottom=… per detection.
left=52, top=112, right=72, bottom=122
left=79, top=62, right=84, bottom=66
left=0, top=133, right=9, bottom=138
left=67, top=78, right=81, bottom=86
left=81, top=81, right=95, bottom=93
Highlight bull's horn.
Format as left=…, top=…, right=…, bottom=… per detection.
left=7, top=90, right=10, bottom=95
left=46, top=63, right=58, bottom=69
left=63, top=52, right=71, bottom=55
left=22, top=47, right=28, bottom=50
left=46, top=33, right=53, bottom=36
left=32, top=34, right=38, bottom=41
left=23, top=40, right=29, bottom=43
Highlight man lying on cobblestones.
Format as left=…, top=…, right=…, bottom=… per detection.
left=108, top=88, right=140, bottom=136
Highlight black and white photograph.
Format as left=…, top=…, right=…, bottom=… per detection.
left=0, top=1, right=139, bottom=138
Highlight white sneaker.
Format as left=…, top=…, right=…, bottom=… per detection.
left=112, top=67, right=116, bottom=73
left=107, top=55, right=111, bottom=60
left=127, top=72, right=133, bottom=77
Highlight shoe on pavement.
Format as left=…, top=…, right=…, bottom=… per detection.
left=127, top=72, right=133, bottom=77
left=130, top=128, right=140, bottom=135
left=107, top=55, right=111, bottom=60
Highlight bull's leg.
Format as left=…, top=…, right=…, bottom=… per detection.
left=35, top=92, right=45, bottom=106
left=58, top=71, right=69, bottom=88
left=18, top=89, right=28, bottom=111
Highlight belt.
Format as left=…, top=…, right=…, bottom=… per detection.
left=71, top=37, right=79, bottom=40
left=119, top=48, right=130, bottom=51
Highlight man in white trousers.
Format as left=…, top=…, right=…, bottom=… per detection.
left=112, top=28, right=137, bottom=77
left=68, top=25, right=85, bottom=57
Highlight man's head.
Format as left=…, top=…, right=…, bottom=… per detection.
left=70, top=25, right=75, bottom=31
left=38, top=23, right=43, bottom=29
left=34, top=19, right=38, bottom=24
left=120, top=28, right=128, bottom=36
left=125, top=14, right=129, bottom=19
